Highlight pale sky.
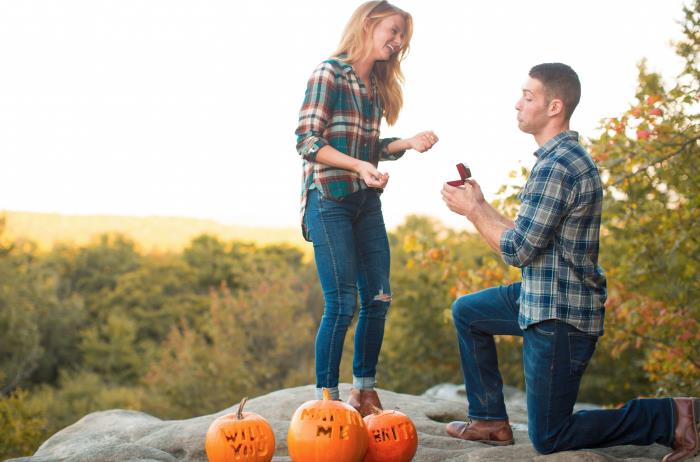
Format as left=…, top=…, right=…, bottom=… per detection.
left=0, top=0, right=688, bottom=231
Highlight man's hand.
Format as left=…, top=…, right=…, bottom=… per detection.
left=441, top=179, right=485, bottom=220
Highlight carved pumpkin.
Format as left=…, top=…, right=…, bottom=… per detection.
left=287, top=388, right=368, bottom=462
left=205, top=397, right=275, bottom=462
left=362, top=406, right=417, bottom=462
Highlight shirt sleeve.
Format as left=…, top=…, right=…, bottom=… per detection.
left=500, top=159, right=574, bottom=268
left=378, top=137, right=405, bottom=161
left=295, top=62, right=338, bottom=162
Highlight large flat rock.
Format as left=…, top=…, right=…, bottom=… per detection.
left=7, top=384, right=685, bottom=461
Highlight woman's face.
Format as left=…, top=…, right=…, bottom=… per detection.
left=369, top=13, right=406, bottom=62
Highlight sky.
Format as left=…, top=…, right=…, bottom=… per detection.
left=0, top=0, right=690, bottom=231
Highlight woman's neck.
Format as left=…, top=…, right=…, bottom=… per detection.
left=352, top=57, right=374, bottom=84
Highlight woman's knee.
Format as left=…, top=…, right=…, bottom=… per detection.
left=323, top=291, right=358, bottom=318
left=363, top=298, right=390, bottom=319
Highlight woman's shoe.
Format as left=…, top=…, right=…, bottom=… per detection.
left=347, top=388, right=362, bottom=413
left=359, top=389, right=383, bottom=417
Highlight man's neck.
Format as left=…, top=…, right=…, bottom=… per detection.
left=534, top=121, right=570, bottom=147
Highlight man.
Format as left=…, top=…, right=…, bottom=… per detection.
left=441, top=63, right=699, bottom=461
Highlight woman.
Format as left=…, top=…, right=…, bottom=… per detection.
left=295, top=0, right=438, bottom=416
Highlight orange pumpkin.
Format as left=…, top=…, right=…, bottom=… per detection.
left=362, top=406, right=417, bottom=462
left=287, top=388, right=368, bottom=462
left=205, top=397, right=275, bottom=462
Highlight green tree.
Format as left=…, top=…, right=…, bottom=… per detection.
left=49, top=234, right=141, bottom=315
left=93, top=256, right=208, bottom=352
left=589, top=0, right=700, bottom=395
left=0, top=220, right=87, bottom=394
left=80, top=313, right=143, bottom=384
left=0, top=236, right=44, bottom=394
left=381, top=216, right=522, bottom=394
left=142, top=248, right=318, bottom=419
left=182, top=235, right=250, bottom=291
left=0, top=386, right=47, bottom=460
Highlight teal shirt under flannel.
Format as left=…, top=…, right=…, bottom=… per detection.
left=500, top=131, right=607, bottom=336
left=295, top=57, right=405, bottom=241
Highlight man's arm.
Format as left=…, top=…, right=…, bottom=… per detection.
left=469, top=200, right=515, bottom=252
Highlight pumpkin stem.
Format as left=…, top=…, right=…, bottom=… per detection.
left=322, top=388, right=331, bottom=401
left=236, top=397, right=248, bottom=420
left=369, top=404, right=383, bottom=415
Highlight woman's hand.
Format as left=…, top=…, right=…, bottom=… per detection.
left=406, top=130, right=439, bottom=153
left=356, top=161, right=390, bottom=188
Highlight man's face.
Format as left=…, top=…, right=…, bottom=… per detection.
left=515, top=77, right=549, bottom=135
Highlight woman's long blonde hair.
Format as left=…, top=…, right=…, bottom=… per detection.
left=332, top=1, right=413, bottom=126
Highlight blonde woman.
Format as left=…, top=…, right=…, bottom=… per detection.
left=295, top=0, right=438, bottom=416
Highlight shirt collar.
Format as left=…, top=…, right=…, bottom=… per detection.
left=534, top=130, right=579, bottom=158
left=332, top=54, right=355, bottom=75
left=333, top=55, right=375, bottom=83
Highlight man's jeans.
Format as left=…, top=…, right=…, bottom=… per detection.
left=451, top=282, right=675, bottom=454
left=304, top=188, right=391, bottom=398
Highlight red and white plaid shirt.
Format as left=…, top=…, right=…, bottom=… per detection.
left=295, top=57, right=405, bottom=240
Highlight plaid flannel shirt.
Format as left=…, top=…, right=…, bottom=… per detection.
left=500, top=131, right=607, bottom=336
left=295, top=58, right=405, bottom=241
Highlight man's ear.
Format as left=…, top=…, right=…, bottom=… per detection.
left=548, top=99, right=564, bottom=117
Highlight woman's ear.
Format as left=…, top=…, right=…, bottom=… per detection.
left=363, top=17, right=371, bottom=32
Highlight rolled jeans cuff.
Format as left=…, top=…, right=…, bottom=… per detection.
left=353, top=376, right=376, bottom=390
left=315, top=386, right=339, bottom=400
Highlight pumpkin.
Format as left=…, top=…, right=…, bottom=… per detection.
left=362, top=405, right=417, bottom=462
left=205, top=397, right=275, bottom=462
left=287, top=388, right=368, bottom=462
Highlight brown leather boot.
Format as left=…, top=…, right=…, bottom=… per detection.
left=358, top=389, right=383, bottom=417
left=662, top=397, right=700, bottom=462
left=446, top=418, right=514, bottom=446
left=346, top=388, right=362, bottom=413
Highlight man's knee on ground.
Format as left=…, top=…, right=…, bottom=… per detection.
left=529, top=431, right=557, bottom=455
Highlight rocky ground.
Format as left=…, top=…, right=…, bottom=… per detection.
left=7, top=383, right=691, bottom=462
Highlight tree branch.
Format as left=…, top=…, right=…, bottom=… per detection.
left=611, top=136, right=699, bottom=186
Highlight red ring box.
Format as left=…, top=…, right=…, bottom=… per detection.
left=447, top=162, right=471, bottom=186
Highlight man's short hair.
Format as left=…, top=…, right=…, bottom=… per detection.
left=529, top=63, right=581, bottom=120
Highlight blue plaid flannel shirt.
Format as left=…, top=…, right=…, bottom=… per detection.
left=500, top=131, right=607, bottom=336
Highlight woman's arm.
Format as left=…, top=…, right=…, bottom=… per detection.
left=316, top=145, right=389, bottom=188
left=295, top=62, right=338, bottom=162
left=387, top=131, right=439, bottom=154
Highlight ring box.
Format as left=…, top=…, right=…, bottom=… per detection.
left=447, top=163, right=472, bottom=186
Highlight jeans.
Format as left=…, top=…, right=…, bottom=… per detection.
left=451, top=282, right=675, bottom=454
left=304, top=188, right=391, bottom=398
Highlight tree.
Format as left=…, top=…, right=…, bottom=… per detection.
left=380, top=215, right=523, bottom=394
left=0, top=387, right=47, bottom=460
left=0, top=233, right=44, bottom=394
left=142, top=249, right=319, bottom=419
left=588, top=0, right=700, bottom=395
left=80, top=313, right=143, bottom=384
left=93, top=255, right=209, bottom=353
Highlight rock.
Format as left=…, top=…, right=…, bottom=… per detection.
left=7, top=383, right=684, bottom=462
